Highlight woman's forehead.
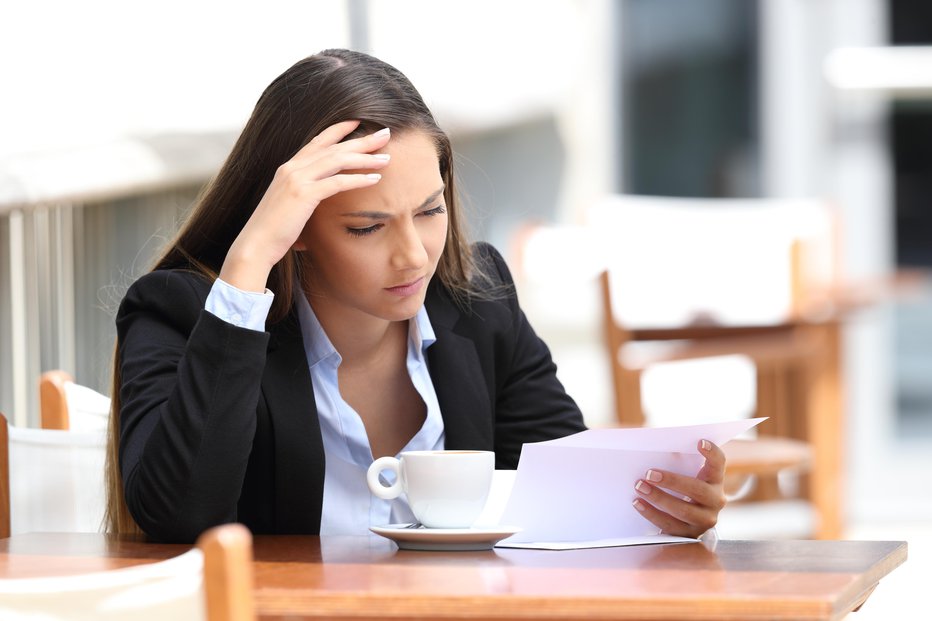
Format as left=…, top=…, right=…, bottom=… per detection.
left=321, top=131, right=444, bottom=215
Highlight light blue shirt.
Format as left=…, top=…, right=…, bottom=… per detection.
left=205, top=278, right=445, bottom=535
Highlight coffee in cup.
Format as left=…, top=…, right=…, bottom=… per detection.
left=366, top=450, right=494, bottom=529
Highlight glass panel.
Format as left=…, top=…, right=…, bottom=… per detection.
left=620, top=0, right=759, bottom=197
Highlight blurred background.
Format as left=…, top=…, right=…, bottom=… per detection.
left=1, top=0, right=930, bottom=616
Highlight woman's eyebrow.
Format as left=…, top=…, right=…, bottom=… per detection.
left=341, top=186, right=446, bottom=220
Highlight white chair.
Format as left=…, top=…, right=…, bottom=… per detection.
left=0, top=523, right=256, bottom=621
left=0, top=413, right=106, bottom=535
left=510, top=194, right=840, bottom=539
left=39, top=370, right=111, bottom=432
left=586, top=194, right=838, bottom=331
left=587, top=194, right=840, bottom=539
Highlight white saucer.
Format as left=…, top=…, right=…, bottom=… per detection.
left=370, top=523, right=522, bottom=551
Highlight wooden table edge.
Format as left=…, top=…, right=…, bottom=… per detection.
left=254, top=541, right=908, bottom=621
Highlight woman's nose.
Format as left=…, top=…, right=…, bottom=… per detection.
left=390, top=221, right=428, bottom=270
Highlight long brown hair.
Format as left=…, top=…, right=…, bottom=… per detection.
left=105, top=49, right=487, bottom=534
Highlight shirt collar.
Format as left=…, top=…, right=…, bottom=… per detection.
left=410, top=305, right=437, bottom=354
left=295, top=292, right=339, bottom=368
left=295, top=293, right=437, bottom=367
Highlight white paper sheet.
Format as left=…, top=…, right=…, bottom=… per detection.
left=496, top=534, right=697, bottom=550
left=494, top=417, right=765, bottom=549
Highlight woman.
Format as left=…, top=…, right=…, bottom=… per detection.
left=106, top=48, right=726, bottom=542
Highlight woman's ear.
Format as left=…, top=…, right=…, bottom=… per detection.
left=292, top=240, right=307, bottom=251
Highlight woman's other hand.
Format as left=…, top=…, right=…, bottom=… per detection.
left=220, top=120, right=392, bottom=292
left=632, top=439, right=727, bottom=539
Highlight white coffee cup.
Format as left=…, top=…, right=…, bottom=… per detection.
left=366, top=450, right=494, bottom=529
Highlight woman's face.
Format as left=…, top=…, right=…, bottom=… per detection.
left=298, top=130, right=448, bottom=324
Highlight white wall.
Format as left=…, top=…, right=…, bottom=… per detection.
left=0, top=0, right=351, bottom=156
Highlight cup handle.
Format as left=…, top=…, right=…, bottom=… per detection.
left=367, top=456, right=403, bottom=499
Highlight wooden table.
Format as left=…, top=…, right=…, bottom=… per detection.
left=0, top=533, right=907, bottom=620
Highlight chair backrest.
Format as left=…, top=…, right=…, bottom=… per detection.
left=1, top=413, right=253, bottom=619
left=588, top=194, right=838, bottom=330
left=39, top=370, right=111, bottom=431
left=199, top=523, right=257, bottom=621
left=39, top=370, right=73, bottom=430
left=588, top=195, right=838, bottom=430
left=0, top=412, right=107, bottom=535
left=0, top=523, right=255, bottom=621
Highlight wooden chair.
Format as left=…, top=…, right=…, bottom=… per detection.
left=590, top=195, right=844, bottom=539
left=0, top=412, right=106, bottom=535
left=199, top=523, right=256, bottom=621
left=600, top=269, right=817, bottom=501
left=0, top=417, right=254, bottom=620
left=39, top=370, right=110, bottom=431
left=39, top=370, right=74, bottom=430
left=0, top=523, right=254, bottom=620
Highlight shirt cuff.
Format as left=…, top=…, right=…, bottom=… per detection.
left=205, top=278, right=274, bottom=332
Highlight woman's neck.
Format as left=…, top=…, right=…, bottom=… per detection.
left=308, top=296, right=408, bottom=368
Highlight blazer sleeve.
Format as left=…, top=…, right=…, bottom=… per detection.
left=480, top=244, right=587, bottom=467
left=115, top=270, right=270, bottom=542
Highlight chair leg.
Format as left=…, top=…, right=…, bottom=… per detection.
left=616, top=367, right=645, bottom=428
left=804, top=322, right=845, bottom=540
left=789, top=360, right=812, bottom=501
left=750, top=367, right=785, bottom=502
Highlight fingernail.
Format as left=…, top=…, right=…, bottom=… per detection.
left=374, top=127, right=391, bottom=137
left=635, top=480, right=652, bottom=495
left=646, top=469, right=662, bottom=482
left=373, top=153, right=391, bottom=161
left=632, top=499, right=646, bottom=512
left=700, top=439, right=712, bottom=451
left=365, top=173, right=382, bottom=181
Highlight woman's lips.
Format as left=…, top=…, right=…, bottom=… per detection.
left=385, top=277, right=425, bottom=297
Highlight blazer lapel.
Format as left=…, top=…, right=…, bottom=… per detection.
left=262, top=313, right=325, bottom=533
left=425, top=286, right=494, bottom=450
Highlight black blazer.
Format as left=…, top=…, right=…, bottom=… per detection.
left=115, top=244, right=585, bottom=542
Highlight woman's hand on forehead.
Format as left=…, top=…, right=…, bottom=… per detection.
left=219, top=121, right=392, bottom=293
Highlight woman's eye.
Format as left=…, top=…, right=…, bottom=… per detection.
left=346, top=224, right=382, bottom=237
left=421, top=205, right=447, bottom=217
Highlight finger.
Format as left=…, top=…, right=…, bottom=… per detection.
left=632, top=497, right=693, bottom=537
left=696, top=439, right=726, bottom=485
left=286, top=150, right=391, bottom=182
left=302, top=172, right=383, bottom=203
left=638, top=469, right=724, bottom=510
left=295, top=122, right=391, bottom=163
left=308, top=120, right=362, bottom=148
left=331, top=126, right=392, bottom=154
left=634, top=478, right=722, bottom=529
